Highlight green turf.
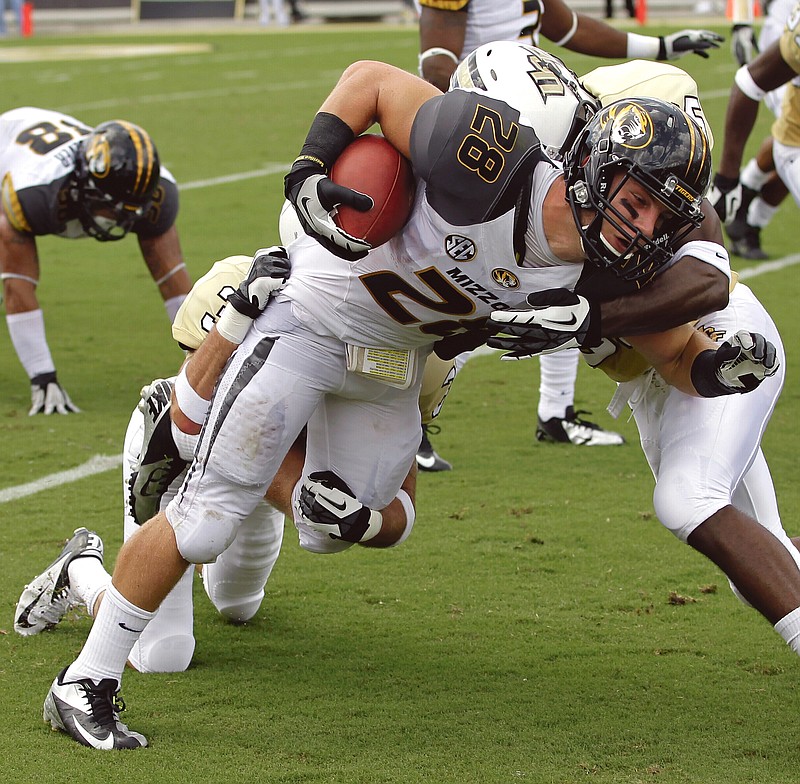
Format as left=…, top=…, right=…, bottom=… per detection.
left=2, top=20, right=800, bottom=783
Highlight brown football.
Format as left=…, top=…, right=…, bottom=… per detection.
left=331, top=134, right=415, bottom=249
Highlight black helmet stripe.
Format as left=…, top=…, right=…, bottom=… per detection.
left=114, top=119, right=156, bottom=199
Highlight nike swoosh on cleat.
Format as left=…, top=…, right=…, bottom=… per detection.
left=416, top=454, right=436, bottom=469
left=16, top=587, right=48, bottom=629
left=118, top=622, right=144, bottom=633
left=72, top=718, right=115, bottom=750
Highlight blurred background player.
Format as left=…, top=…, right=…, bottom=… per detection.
left=0, top=108, right=191, bottom=415
left=711, top=0, right=800, bottom=254
left=722, top=0, right=794, bottom=260
left=414, top=0, right=723, bottom=469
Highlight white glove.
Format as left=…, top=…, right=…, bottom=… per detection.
left=731, top=24, right=758, bottom=67
left=290, top=173, right=373, bottom=261
left=488, top=289, right=595, bottom=360
left=692, top=331, right=779, bottom=397
left=296, top=471, right=382, bottom=543
left=659, top=29, right=724, bottom=60
left=708, top=174, right=742, bottom=225
left=29, top=372, right=81, bottom=416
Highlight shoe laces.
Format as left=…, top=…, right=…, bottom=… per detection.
left=39, top=587, right=77, bottom=626
left=83, top=680, right=124, bottom=728
left=567, top=409, right=601, bottom=430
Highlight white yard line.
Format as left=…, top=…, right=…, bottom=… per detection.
left=2, top=253, right=797, bottom=504
left=0, top=454, right=123, bottom=504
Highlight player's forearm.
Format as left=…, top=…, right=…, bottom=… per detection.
left=170, top=329, right=238, bottom=435
left=139, top=228, right=192, bottom=301
left=418, top=7, right=465, bottom=91
left=629, top=326, right=713, bottom=395
left=717, top=85, right=760, bottom=178
left=599, top=259, right=729, bottom=337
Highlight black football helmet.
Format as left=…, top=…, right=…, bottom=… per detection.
left=73, top=120, right=161, bottom=242
left=563, top=97, right=711, bottom=284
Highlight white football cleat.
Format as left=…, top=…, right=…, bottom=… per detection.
left=536, top=406, right=625, bottom=446
left=14, top=527, right=104, bottom=636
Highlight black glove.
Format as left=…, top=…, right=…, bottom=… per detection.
left=29, top=372, right=80, bottom=416
left=708, top=173, right=743, bottom=225
left=691, top=331, right=779, bottom=397
left=297, top=471, right=382, bottom=543
left=226, top=246, right=291, bottom=318
left=658, top=29, right=724, bottom=60
left=284, top=162, right=373, bottom=261
left=487, top=289, right=598, bottom=360
left=731, top=23, right=758, bottom=67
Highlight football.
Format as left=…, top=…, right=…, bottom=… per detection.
left=330, top=134, right=415, bottom=249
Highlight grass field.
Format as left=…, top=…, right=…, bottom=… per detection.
left=2, top=19, right=800, bottom=784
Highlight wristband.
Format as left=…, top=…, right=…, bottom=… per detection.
left=390, top=489, right=416, bottom=547
left=734, top=64, right=766, bottom=102
left=174, top=366, right=210, bottom=425
left=6, top=309, right=55, bottom=378
left=215, top=302, right=253, bottom=345
left=418, top=46, right=459, bottom=76
left=294, top=112, right=356, bottom=174
left=690, top=348, right=729, bottom=397
left=552, top=11, right=578, bottom=47
left=626, top=32, right=661, bottom=60
left=155, top=262, right=187, bottom=287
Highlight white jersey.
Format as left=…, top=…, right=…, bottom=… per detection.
left=0, top=105, right=178, bottom=238
left=418, top=0, right=542, bottom=58
left=280, top=90, right=581, bottom=353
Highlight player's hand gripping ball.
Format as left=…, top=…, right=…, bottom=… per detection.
left=330, top=134, right=416, bottom=249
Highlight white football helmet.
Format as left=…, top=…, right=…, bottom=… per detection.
left=449, top=41, right=598, bottom=160
left=278, top=198, right=303, bottom=246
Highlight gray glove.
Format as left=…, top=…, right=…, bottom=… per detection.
left=288, top=173, right=373, bottom=261
left=659, top=29, right=724, bottom=60
left=297, top=471, right=382, bottom=543
left=692, top=331, right=779, bottom=397
left=731, top=23, right=758, bottom=67
left=29, top=372, right=80, bottom=416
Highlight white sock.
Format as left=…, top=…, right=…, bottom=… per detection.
left=67, top=555, right=111, bottom=617
left=747, top=197, right=779, bottom=229
left=740, top=158, right=771, bottom=191
left=537, top=349, right=579, bottom=421
left=65, top=584, right=155, bottom=686
left=774, top=607, right=800, bottom=655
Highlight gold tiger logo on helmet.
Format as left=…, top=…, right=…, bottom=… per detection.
left=85, top=136, right=111, bottom=180
left=600, top=102, right=654, bottom=150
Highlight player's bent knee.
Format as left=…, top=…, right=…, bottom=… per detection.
left=129, top=634, right=196, bottom=673
left=652, top=482, right=726, bottom=543
left=172, top=510, right=241, bottom=564
left=215, top=594, right=265, bottom=624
